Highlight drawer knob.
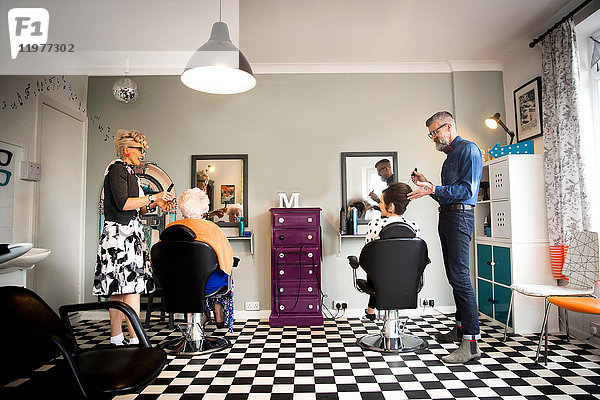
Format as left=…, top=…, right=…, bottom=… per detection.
left=307, top=286, right=313, bottom=292
left=279, top=235, right=284, bottom=240
left=308, top=304, right=314, bottom=310
left=279, top=253, right=285, bottom=259
left=278, top=217, right=285, bottom=223
left=279, top=270, right=284, bottom=275
left=307, top=217, right=313, bottom=223
left=307, top=234, right=313, bottom=240
left=307, top=252, right=313, bottom=258
left=308, top=269, right=313, bottom=275
left=279, top=288, right=284, bottom=293
left=280, top=305, right=285, bottom=310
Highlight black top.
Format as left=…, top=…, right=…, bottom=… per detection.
left=103, top=161, right=141, bottom=225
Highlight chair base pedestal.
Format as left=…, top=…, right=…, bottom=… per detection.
left=161, top=312, right=229, bottom=355
left=162, top=335, right=229, bottom=356
left=357, top=333, right=428, bottom=353
left=358, top=309, right=428, bottom=353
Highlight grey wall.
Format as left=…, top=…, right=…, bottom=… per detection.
left=85, top=72, right=505, bottom=311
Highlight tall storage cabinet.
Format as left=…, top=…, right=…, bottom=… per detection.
left=269, top=208, right=324, bottom=327
left=475, top=155, right=555, bottom=334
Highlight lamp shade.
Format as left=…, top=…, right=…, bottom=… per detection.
left=484, top=113, right=501, bottom=129
left=181, top=21, right=256, bottom=94
left=484, top=112, right=515, bottom=145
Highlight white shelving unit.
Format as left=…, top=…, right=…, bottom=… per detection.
left=475, top=155, right=556, bottom=334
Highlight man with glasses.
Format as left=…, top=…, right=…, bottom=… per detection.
left=408, top=111, right=483, bottom=364
left=368, top=159, right=394, bottom=204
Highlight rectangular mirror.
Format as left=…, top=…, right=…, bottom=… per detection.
left=191, top=154, right=248, bottom=227
left=341, top=151, right=398, bottom=225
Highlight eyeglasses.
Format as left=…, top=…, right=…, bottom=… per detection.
left=428, top=123, right=448, bottom=139
left=0, top=149, right=13, bottom=166
left=129, top=146, right=147, bottom=155
left=0, top=169, right=11, bottom=186
left=376, top=166, right=388, bottom=174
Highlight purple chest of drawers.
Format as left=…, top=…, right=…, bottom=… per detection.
left=269, top=208, right=323, bottom=327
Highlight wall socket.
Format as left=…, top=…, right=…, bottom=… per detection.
left=591, top=322, right=600, bottom=336
left=420, top=297, right=435, bottom=307
left=332, top=300, right=348, bottom=310
left=244, top=301, right=260, bottom=311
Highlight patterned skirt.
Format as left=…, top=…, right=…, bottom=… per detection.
left=205, top=283, right=234, bottom=333
left=93, top=217, right=155, bottom=296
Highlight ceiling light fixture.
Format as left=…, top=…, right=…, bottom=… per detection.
left=485, top=113, right=515, bottom=144
left=180, top=0, right=256, bottom=94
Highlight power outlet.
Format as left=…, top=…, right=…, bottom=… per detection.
left=332, top=300, right=348, bottom=310
left=244, top=301, right=260, bottom=311
left=420, top=297, right=436, bottom=307
left=591, top=322, right=600, bottom=336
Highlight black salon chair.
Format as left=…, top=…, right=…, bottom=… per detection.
left=151, top=224, right=238, bottom=355
left=347, top=222, right=430, bottom=353
left=0, top=286, right=167, bottom=399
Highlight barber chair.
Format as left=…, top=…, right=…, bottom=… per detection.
left=0, top=286, right=167, bottom=399
left=151, top=224, right=238, bottom=355
left=347, top=222, right=430, bottom=353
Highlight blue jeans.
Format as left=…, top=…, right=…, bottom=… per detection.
left=438, top=209, right=480, bottom=340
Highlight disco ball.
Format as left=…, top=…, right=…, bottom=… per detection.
left=112, top=76, right=139, bottom=103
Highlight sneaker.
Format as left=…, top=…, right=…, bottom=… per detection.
left=435, top=325, right=462, bottom=343
left=111, top=338, right=129, bottom=346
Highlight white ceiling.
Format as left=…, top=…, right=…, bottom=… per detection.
left=240, top=0, right=572, bottom=65
left=240, top=0, right=580, bottom=70
left=0, top=0, right=578, bottom=75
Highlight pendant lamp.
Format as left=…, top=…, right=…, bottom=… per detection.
left=180, top=1, right=256, bottom=94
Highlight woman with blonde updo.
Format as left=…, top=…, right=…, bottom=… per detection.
left=166, top=188, right=234, bottom=331
left=93, top=129, right=173, bottom=346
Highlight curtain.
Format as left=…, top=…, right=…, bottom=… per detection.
left=542, top=18, right=592, bottom=279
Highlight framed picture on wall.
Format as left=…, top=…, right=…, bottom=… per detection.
left=221, top=185, right=235, bottom=204
left=513, top=76, right=543, bottom=142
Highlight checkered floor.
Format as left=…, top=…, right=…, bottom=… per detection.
left=4, top=313, right=600, bottom=399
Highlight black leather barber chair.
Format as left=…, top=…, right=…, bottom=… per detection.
left=151, top=224, right=238, bottom=355
left=347, top=222, right=430, bottom=353
left=0, top=286, right=167, bottom=399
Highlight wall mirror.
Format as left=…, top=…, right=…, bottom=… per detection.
left=341, top=151, right=398, bottom=225
left=191, top=154, right=248, bottom=227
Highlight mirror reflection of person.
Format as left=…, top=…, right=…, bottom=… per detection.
left=363, top=182, right=420, bottom=322
left=227, top=203, right=243, bottom=223
left=369, top=158, right=394, bottom=206
left=93, top=129, right=173, bottom=346
left=166, top=188, right=234, bottom=331
left=347, top=200, right=374, bottom=221
left=197, top=169, right=227, bottom=219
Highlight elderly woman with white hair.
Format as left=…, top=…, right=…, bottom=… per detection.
left=94, top=129, right=173, bottom=346
left=166, top=188, right=234, bottom=331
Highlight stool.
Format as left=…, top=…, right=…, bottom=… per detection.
left=536, top=296, right=600, bottom=365
left=144, top=288, right=175, bottom=330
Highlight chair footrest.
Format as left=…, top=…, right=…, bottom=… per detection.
left=161, top=336, right=229, bottom=356
left=357, top=333, right=428, bottom=353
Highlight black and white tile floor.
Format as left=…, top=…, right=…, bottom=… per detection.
left=4, top=314, right=600, bottom=399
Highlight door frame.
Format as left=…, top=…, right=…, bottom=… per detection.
left=32, top=93, right=88, bottom=302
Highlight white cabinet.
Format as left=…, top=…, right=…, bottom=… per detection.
left=475, top=155, right=556, bottom=334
